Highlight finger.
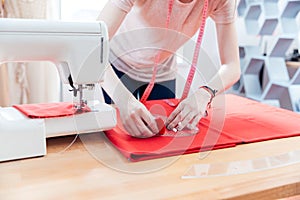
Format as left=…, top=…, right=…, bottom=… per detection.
left=166, top=103, right=183, bottom=125
left=167, top=108, right=189, bottom=130
left=139, top=109, right=159, bottom=134
left=123, top=123, right=138, bottom=137
left=178, top=112, right=196, bottom=131
left=125, top=117, right=141, bottom=137
left=123, top=123, right=132, bottom=134
left=187, top=114, right=202, bottom=130
left=135, top=116, right=156, bottom=138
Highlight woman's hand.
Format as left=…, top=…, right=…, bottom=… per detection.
left=118, top=96, right=159, bottom=138
left=166, top=89, right=211, bottom=131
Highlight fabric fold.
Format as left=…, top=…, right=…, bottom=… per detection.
left=105, top=95, right=300, bottom=162
left=13, top=102, right=91, bottom=118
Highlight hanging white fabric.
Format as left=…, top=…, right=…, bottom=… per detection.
left=0, top=0, right=60, bottom=106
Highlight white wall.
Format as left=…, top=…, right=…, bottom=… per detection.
left=60, top=0, right=108, bottom=21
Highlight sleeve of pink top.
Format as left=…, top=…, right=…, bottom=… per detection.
left=209, top=0, right=237, bottom=24
left=111, top=0, right=136, bottom=13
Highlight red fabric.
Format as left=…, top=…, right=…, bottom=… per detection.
left=13, top=102, right=91, bottom=118
left=207, top=95, right=300, bottom=143
left=104, top=94, right=300, bottom=162
left=155, top=117, right=166, bottom=135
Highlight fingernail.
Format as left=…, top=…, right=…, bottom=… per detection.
left=177, top=122, right=184, bottom=131
left=186, top=124, right=193, bottom=130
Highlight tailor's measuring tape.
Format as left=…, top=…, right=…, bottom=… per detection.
left=140, top=0, right=209, bottom=103
left=140, top=0, right=174, bottom=103
left=181, top=149, right=300, bottom=179
left=180, top=0, right=208, bottom=100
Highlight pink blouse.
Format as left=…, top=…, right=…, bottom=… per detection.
left=109, top=0, right=236, bottom=82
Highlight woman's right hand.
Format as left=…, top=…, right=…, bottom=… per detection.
left=118, top=96, right=159, bottom=138
left=101, top=65, right=158, bottom=138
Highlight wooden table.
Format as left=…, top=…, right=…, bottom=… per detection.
left=0, top=133, right=300, bottom=200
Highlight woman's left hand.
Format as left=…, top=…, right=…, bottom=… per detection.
left=166, top=89, right=211, bottom=131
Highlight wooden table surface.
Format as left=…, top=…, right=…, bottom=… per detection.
left=1, top=133, right=300, bottom=200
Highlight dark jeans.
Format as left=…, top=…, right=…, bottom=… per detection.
left=103, top=65, right=176, bottom=104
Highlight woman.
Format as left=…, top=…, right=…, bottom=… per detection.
left=98, top=0, right=241, bottom=138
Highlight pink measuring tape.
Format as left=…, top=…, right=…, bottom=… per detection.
left=140, top=0, right=209, bottom=103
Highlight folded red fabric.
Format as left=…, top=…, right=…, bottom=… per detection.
left=13, top=102, right=91, bottom=118
left=205, top=95, right=300, bottom=143
left=155, top=117, right=166, bottom=135
left=105, top=94, right=300, bottom=162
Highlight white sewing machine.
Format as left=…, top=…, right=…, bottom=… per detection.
left=0, top=18, right=116, bottom=162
